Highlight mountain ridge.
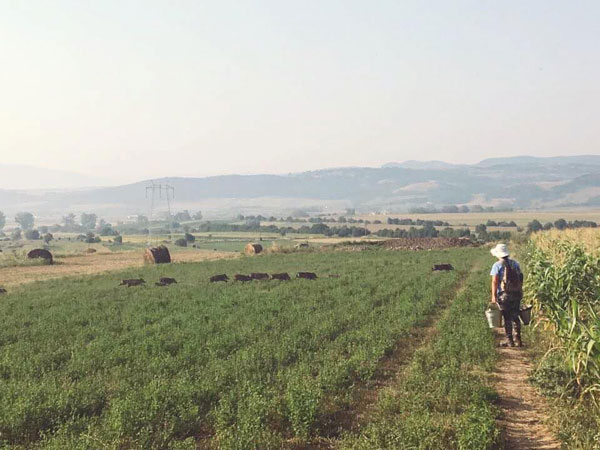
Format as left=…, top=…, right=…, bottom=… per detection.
left=0, top=155, right=598, bottom=217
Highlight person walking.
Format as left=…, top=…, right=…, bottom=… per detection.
left=490, top=243, right=524, bottom=347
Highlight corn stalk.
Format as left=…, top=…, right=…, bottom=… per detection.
left=525, top=239, right=600, bottom=405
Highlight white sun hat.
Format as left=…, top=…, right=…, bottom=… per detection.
left=490, top=243, right=510, bottom=258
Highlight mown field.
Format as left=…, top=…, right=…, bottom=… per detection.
left=0, top=247, right=497, bottom=449
left=360, top=210, right=600, bottom=227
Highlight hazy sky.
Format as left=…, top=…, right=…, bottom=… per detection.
left=1, top=0, right=598, bottom=185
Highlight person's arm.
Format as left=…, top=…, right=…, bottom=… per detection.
left=491, top=275, right=499, bottom=303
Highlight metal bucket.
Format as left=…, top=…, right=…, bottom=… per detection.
left=520, top=305, right=533, bottom=325
left=486, top=304, right=502, bottom=328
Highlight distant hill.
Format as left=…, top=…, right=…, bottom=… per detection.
left=0, top=164, right=113, bottom=190
left=0, top=155, right=599, bottom=218
left=476, top=155, right=600, bottom=168
left=382, top=160, right=460, bottom=170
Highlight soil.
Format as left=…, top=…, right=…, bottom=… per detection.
left=493, top=328, right=562, bottom=449
left=0, top=249, right=237, bottom=287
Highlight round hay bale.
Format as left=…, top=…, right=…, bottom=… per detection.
left=86, top=248, right=97, bottom=254
left=245, top=243, right=263, bottom=255
left=144, top=245, right=171, bottom=264
left=27, top=248, right=53, bottom=264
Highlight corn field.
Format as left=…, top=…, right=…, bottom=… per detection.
left=525, top=230, right=600, bottom=403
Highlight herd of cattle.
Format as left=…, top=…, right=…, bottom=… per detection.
left=1, top=263, right=452, bottom=293
left=3, top=264, right=452, bottom=293
left=118, top=272, right=323, bottom=287
left=119, top=277, right=177, bottom=287
left=209, top=272, right=320, bottom=282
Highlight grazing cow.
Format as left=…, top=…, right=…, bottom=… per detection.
left=210, top=274, right=229, bottom=283
left=297, top=272, right=318, bottom=280
left=120, top=278, right=146, bottom=287
left=0, top=287, right=7, bottom=295
left=271, top=272, right=291, bottom=281
left=234, top=274, right=252, bottom=282
left=432, top=264, right=454, bottom=271
left=250, top=272, right=270, bottom=281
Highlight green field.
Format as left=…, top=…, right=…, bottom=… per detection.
left=0, top=247, right=497, bottom=449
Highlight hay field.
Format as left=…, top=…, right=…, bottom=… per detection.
left=0, top=249, right=236, bottom=288
left=359, top=210, right=600, bottom=227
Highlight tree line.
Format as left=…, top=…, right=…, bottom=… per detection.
left=526, top=218, right=598, bottom=233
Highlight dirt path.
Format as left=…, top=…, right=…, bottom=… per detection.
left=493, top=329, right=562, bottom=450
left=0, top=250, right=237, bottom=288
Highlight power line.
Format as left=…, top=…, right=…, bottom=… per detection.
left=145, top=181, right=175, bottom=246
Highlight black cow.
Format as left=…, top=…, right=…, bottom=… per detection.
left=432, top=264, right=454, bottom=271
left=160, top=277, right=177, bottom=284
left=120, top=279, right=146, bottom=287
left=210, top=274, right=229, bottom=283
left=155, top=277, right=177, bottom=286
left=251, top=273, right=270, bottom=281
left=297, top=272, right=317, bottom=280
left=271, top=272, right=291, bottom=281
left=0, top=287, right=7, bottom=295
left=234, top=274, right=252, bottom=282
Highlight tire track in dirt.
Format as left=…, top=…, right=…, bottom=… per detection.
left=493, top=329, right=561, bottom=450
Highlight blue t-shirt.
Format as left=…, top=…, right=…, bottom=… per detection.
left=490, top=259, right=521, bottom=296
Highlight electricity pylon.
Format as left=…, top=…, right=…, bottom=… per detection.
left=145, top=181, right=175, bottom=246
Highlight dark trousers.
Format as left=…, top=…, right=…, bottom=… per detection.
left=502, top=308, right=521, bottom=340
left=499, top=293, right=521, bottom=340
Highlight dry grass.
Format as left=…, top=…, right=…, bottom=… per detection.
left=531, top=228, right=600, bottom=256
left=358, top=210, right=600, bottom=227
left=0, top=249, right=237, bottom=288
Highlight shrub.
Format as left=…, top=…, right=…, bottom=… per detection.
left=85, top=232, right=101, bottom=244
left=24, top=229, right=40, bottom=240
left=174, top=238, right=187, bottom=247
left=11, top=228, right=22, bottom=240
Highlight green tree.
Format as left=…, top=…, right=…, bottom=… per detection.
left=15, top=212, right=34, bottom=230
left=11, top=228, right=22, bottom=240
left=174, top=210, right=191, bottom=221
left=62, top=213, right=76, bottom=227
left=80, top=213, right=97, bottom=230
left=527, top=219, right=543, bottom=233
left=0, top=211, right=5, bottom=231
left=475, top=223, right=487, bottom=235
left=553, top=218, right=568, bottom=230
left=24, top=229, right=40, bottom=240
left=136, top=215, right=149, bottom=227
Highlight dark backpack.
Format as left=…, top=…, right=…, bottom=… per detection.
left=501, top=259, right=522, bottom=294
